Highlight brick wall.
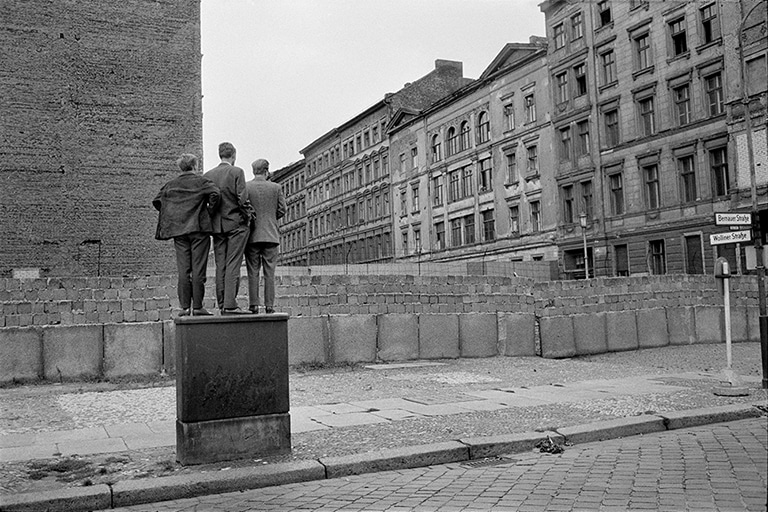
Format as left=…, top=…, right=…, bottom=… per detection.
left=0, top=0, right=202, bottom=278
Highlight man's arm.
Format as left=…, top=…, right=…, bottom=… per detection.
left=234, top=168, right=253, bottom=223
left=152, top=188, right=164, bottom=212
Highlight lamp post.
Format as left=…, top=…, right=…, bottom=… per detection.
left=579, top=212, right=589, bottom=279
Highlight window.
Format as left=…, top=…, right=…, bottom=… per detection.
left=432, top=176, right=444, bottom=206
left=644, top=164, right=660, bottom=209
left=411, top=185, right=419, bottom=212
left=410, top=147, right=418, bottom=169
left=524, top=94, right=536, bottom=123
left=401, top=231, right=408, bottom=255
left=363, top=131, right=370, bottom=148
left=482, top=210, right=495, bottom=241
left=503, top=104, right=515, bottom=131
left=413, top=229, right=421, bottom=253
left=556, top=72, right=568, bottom=103
left=560, top=126, right=572, bottom=161
left=581, top=180, right=594, bottom=218
left=479, top=158, right=492, bottom=192
left=554, top=23, right=566, bottom=49
left=601, top=50, right=617, bottom=85
left=577, top=120, right=590, bottom=156
left=477, top=112, right=490, bottom=144
left=449, top=170, right=460, bottom=202
left=710, top=147, right=729, bottom=197
left=372, top=125, right=378, bottom=143
left=459, top=121, right=471, bottom=151
left=604, top=109, right=620, bottom=147
left=571, top=12, right=583, bottom=40
left=450, top=218, right=462, bottom=247
left=446, top=127, right=458, bottom=156
left=431, top=135, right=442, bottom=163
left=373, top=159, right=380, bottom=180
left=614, top=244, right=629, bottom=276
left=634, top=33, right=651, bottom=70
left=435, top=222, right=445, bottom=250
left=700, top=4, right=721, bottom=44
left=685, top=234, right=704, bottom=274
left=506, top=152, right=517, bottom=183
left=463, top=214, right=475, bottom=245
left=705, top=73, right=723, bottom=116
left=669, top=18, right=688, bottom=56
left=574, top=63, right=587, bottom=96
left=638, top=96, right=656, bottom=136
left=597, top=0, right=612, bottom=27
left=509, top=205, right=520, bottom=235
left=399, top=153, right=406, bottom=172
left=609, top=172, right=624, bottom=215
left=530, top=201, right=541, bottom=232
left=673, top=84, right=691, bottom=125
left=679, top=155, right=697, bottom=202
left=527, top=145, right=538, bottom=175
left=461, top=166, right=474, bottom=197
left=649, top=240, right=666, bottom=275
left=562, top=185, right=574, bottom=224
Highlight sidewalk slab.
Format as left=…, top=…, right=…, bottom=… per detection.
left=0, top=483, right=111, bottom=512
left=123, top=432, right=175, bottom=450
left=659, top=403, right=763, bottom=430
left=104, top=422, right=153, bottom=438
left=556, top=415, right=666, bottom=445
left=36, top=427, right=109, bottom=444
left=57, top=437, right=128, bottom=457
left=0, top=443, right=59, bottom=463
left=313, top=412, right=390, bottom=428
left=369, top=409, right=425, bottom=421
left=291, top=417, right=330, bottom=433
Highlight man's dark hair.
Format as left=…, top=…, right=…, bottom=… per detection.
left=218, top=142, right=236, bottom=159
left=176, top=153, right=198, bottom=173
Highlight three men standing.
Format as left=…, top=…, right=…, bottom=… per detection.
left=244, top=159, right=286, bottom=314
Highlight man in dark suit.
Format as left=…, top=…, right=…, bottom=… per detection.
left=204, top=142, right=251, bottom=314
left=244, top=159, right=286, bottom=313
left=153, top=153, right=219, bottom=316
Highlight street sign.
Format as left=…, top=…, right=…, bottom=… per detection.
left=710, top=230, right=752, bottom=245
left=715, top=212, right=752, bottom=226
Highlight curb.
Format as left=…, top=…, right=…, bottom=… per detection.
left=1, top=403, right=764, bottom=512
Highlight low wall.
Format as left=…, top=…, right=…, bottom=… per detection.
left=0, top=274, right=758, bottom=383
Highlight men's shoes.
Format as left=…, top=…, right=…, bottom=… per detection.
left=222, top=308, right=250, bottom=315
left=192, top=308, right=213, bottom=316
left=178, top=308, right=190, bottom=317
left=248, top=306, right=259, bottom=314
left=265, top=307, right=275, bottom=314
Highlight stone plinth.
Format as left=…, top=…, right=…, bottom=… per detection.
left=175, top=314, right=290, bottom=465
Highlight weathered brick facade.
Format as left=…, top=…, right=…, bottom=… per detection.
left=0, top=0, right=202, bottom=278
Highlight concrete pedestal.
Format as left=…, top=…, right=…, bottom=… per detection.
left=175, top=314, right=290, bottom=465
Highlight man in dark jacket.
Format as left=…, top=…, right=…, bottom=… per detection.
left=204, top=142, right=252, bottom=314
left=153, top=153, right=219, bottom=316
left=244, top=159, right=286, bottom=313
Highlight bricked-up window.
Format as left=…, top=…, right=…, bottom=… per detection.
left=530, top=201, right=541, bottom=232
left=644, top=164, right=661, bottom=209
left=638, top=96, right=656, bottom=136
left=700, top=4, right=721, bottom=44
left=574, top=63, right=587, bottom=96
left=705, top=73, right=724, bottom=116
left=581, top=180, right=594, bottom=218
left=450, top=218, right=462, bottom=247
left=597, top=0, right=612, bottom=27
left=649, top=239, right=667, bottom=274
left=634, top=32, right=651, bottom=70
left=679, top=155, right=697, bottom=203
left=410, top=147, right=418, bottom=169
left=449, top=169, right=460, bottom=202
left=432, top=176, right=444, bottom=206
left=562, top=185, right=575, bottom=224
left=554, top=23, right=566, bottom=49
left=479, top=158, right=493, bottom=192
left=411, top=185, right=419, bottom=212
left=463, top=214, right=475, bottom=245
left=601, top=50, right=617, bottom=85
left=506, top=152, right=517, bottom=183
left=710, top=147, right=729, bottom=197
left=482, top=210, right=495, bottom=241
left=571, top=12, right=583, bottom=40
left=669, top=18, right=688, bottom=56
left=435, top=221, right=446, bottom=250
left=560, top=126, right=572, bottom=161
left=446, top=127, right=458, bottom=156
left=527, top=145, right=538, bottom=175
left=673, top=84, right=691, bottom=125
left=604, top=109, right=620, bottom=147
left=609, top=172, right=624, bottom=215
left=431, top=134, right=442, bottom=163
left=685, top=234, right=704, bottom=274
left=509, top=205, right=520, bottom=235
left=477, top=111, right=490, bottom=144
left=461, top=166, right=474, bottom=197
left=524, top=94, right=536, bottom=123
left=614, top=244, right=629, bottom=276
left=399, top=153, right=406, bottom=173
left=459, top=121, right=472, bottom=151
left=401, top=231, right=408, bottom=255
left=504, top=104, right=515, bottom=131
left=577, top=120, right=590, bottom=156
left=556, top=72, right=568, bottom=104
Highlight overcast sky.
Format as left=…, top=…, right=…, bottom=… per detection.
left=200, top=0, right=546, bottom=172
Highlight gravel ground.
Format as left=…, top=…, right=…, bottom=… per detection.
left=1, top=343, right=766, bottom=496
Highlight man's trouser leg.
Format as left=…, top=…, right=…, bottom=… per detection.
left=212, top=234, right=227, bottom=308
left=244, top=243, right=262, bottom=308
left=189, top=233, right=211, bottom=310
left=222, top=227, right=249, bottom=310
left=173, top=236, right=193, bottom=310
left=261, top=243, right=279, bottom=309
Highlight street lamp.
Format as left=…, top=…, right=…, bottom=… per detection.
left=579, top=212, right=589, bottom=279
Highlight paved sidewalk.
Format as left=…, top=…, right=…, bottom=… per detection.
left=1, top=343, right=767, bottom=511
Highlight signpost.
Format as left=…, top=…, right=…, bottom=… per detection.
left=714, top=212, right=752, bottom=226
left=709, top=230, right=752, bottom=245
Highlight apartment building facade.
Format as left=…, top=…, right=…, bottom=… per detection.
left=272, top=159, right=307, bottom=266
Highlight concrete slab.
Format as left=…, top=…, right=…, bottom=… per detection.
left=0, top=443, right=60, bottom=462
left=0, top=484, right=112, bottom=512
left=659, top=403, right=762, bottom=430
left=418, top=314, right=459, bottom=359
left=396, top=402, right=474, bottom=417
left=103, top=322, right=163, bottom=378
left=369, top=409, right=426, bottom=421
left=637, top=308, right=669, bottom=348
left=728, top=306, right=749, bottom=343
left=104, top=422, right=153, bottom=438
left=349, top=397, right=423, bottom=411
left=377, top=313, right=419, bottom=361
left=0, top=432, right=36, bottom=449
left=464, top=389, right=551, bottom=407
left=123, top=432, right=174, bottom=450
left=290, top=405, right=334, bottom=420
left=162, top=320, right=176, bottom=375
left=290, top=417, right=330, bottom=434
left=451, top=400, right=509, bottom=412
left=694, top=305, right=723, bottom=344
left=556, top=415, right=666, bottom=445
left=510, top=386, right=610, bottom=403
left=746, top=306, right=760, bottom=343
left=459, top=313, right=498, bottom=358
left=147, top=420, right=176, bottom=434
left=42, top=324, right=103, bottom=381
left=605, top=310, right=638, bottom=352
left=288, top=316, right=329, bottom=366
left=0, top=327, right=42, bottom=383
left=329, top=315, right=377, bottom=364
left=36, top=427, right=109, bottom=444
left=363, top=362, right=447, bottom=370
left=313, top=413, right=390, bottom=428
left=499, top=312, right=536, bottom=357
left=460, top=431, right=562, bottom=459
left=539, top=316, right=576, bottom=358
left=666, top=306, right=696, bottom=345
left=314, top=403, right=371, bottom=415
left=57, top=437, right=129, bottom=457
left=572, top=312, right=607, bottom=356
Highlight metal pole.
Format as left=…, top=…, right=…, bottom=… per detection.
left=724, top=276, right=732, bottom=373
left=582, top=227, right=589, bottom=279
